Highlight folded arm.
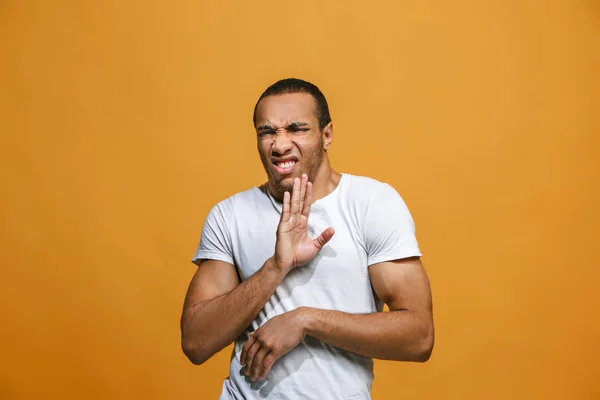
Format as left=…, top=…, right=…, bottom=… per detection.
left=303, top=256, right=434, bottom=361
left=180, top=257, right=286, bottom=365
left=181, top=175, right=335, bottom=366
left=242, top=256, right=434, bottom=381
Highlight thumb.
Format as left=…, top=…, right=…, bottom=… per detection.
left=313, top=227, right=335, bottom=249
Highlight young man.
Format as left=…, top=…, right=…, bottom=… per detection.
left=181, top=78, right=434, bottom=399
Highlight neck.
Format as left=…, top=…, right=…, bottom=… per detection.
left=309, top=161, right=341, bottom=203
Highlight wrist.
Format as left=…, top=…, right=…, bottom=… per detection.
left=265, top=256, right=290, bottom=276
left=296, top=307, right=317, bottom=336
left=269, top=255, right=292, bottom=274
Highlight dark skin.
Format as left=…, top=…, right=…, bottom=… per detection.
left=255, top=92, right=339, bottom=202
left=181, top=92, right=434, bottom=382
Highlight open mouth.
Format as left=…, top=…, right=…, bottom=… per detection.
left=272, top=158, right=298, bottom=174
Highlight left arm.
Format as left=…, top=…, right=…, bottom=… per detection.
left=242, top=256, right=434, bottom=381
left=303, top=256, right=434, bottom=362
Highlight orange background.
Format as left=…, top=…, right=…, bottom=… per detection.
left=1, top=1, right=599, bottom=399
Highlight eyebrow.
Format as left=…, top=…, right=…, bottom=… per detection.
left=257, top=124, right=275, bottom=131
left=288, top=122, right=309, bottom=129
left=257, top=122, right=310, bottom=131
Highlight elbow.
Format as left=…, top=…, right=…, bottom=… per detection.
left=182, top=338, right=210, bottom=365
left=413, top=323, right=434, bottom=363
left=414, top=341, right=433, bottom=363
left=180, top=309, right=211, bottom=365
left=181, top=322, right=212, bottom=365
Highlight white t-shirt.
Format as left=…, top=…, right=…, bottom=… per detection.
left=192, top=173, right=421, bottom=400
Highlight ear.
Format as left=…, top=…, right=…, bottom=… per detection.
left=322, top=122, right=333, bottom=151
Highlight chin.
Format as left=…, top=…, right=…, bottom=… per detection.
left=275, top=177, right=294, bottom=193
left=269, top=174, right=298, bottom=195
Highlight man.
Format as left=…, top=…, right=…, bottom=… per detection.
left=181, top=78, right=434, bottom=399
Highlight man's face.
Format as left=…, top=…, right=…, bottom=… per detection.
left=255, top=92, right=327, bottom=197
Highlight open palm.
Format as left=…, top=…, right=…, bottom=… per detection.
left=274, top=174, right=335, bottom=270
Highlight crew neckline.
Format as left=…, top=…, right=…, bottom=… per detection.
left=259, top=173, right=346, bottom=213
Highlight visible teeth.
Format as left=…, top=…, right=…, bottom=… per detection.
left=278, top=161, right=296, bottom=168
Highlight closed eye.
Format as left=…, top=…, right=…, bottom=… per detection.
left=258, top=129, right=276, bottom=136
left=289, top=127, right=309, bottom=133
left=287, top=123, right=310, bottom=133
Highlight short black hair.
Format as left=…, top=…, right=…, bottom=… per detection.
left=253, top=78, right=332, bottom=129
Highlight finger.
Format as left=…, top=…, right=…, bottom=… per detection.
left=299, top=174, right=307, bottom=214
left=243, top=340, right=261, bottom=376
left=259, top=353, right=278, bottom=380
left=251, top=346, right=270, bottom=381
left=313, top=227, right=335, bottom=249
left=280, top=191, right=291, bottom=223
left=289, top=177, right=301, bottom=216
left=240, top=334, right=256, bottom=366
left=301, top=181, right=313, bottom=217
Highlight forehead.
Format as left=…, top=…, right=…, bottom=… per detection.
left=255, top=92, right=318, bottom=127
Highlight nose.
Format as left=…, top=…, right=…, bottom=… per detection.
left=272, top=131, right=293, bottom=155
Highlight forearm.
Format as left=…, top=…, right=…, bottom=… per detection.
left=302, top=307, right=434, bottom=362
left=182, top=258, right=286, bottom=364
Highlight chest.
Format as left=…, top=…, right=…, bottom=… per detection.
left=230, top=205, right=369, bottom=284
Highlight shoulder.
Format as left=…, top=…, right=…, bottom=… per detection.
left=211, top=186, right=263, bottom=215
left=342, top=174, right=401, bottom=202
left=343, top=174, right=391, bottom=190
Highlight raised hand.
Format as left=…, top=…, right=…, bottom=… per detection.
left=272, top=174, right=335, bottom=272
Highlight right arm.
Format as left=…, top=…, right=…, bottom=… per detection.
left=180, top=174, right=334, bottom=365
left=180, top=257, right=286, bottom=365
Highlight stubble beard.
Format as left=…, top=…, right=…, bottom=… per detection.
left=262, top=142, right=324, bottom=202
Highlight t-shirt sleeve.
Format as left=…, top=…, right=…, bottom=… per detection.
left=364, top=183, right=422, bottom=266
left=191, top=201, right=234, bottom=266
